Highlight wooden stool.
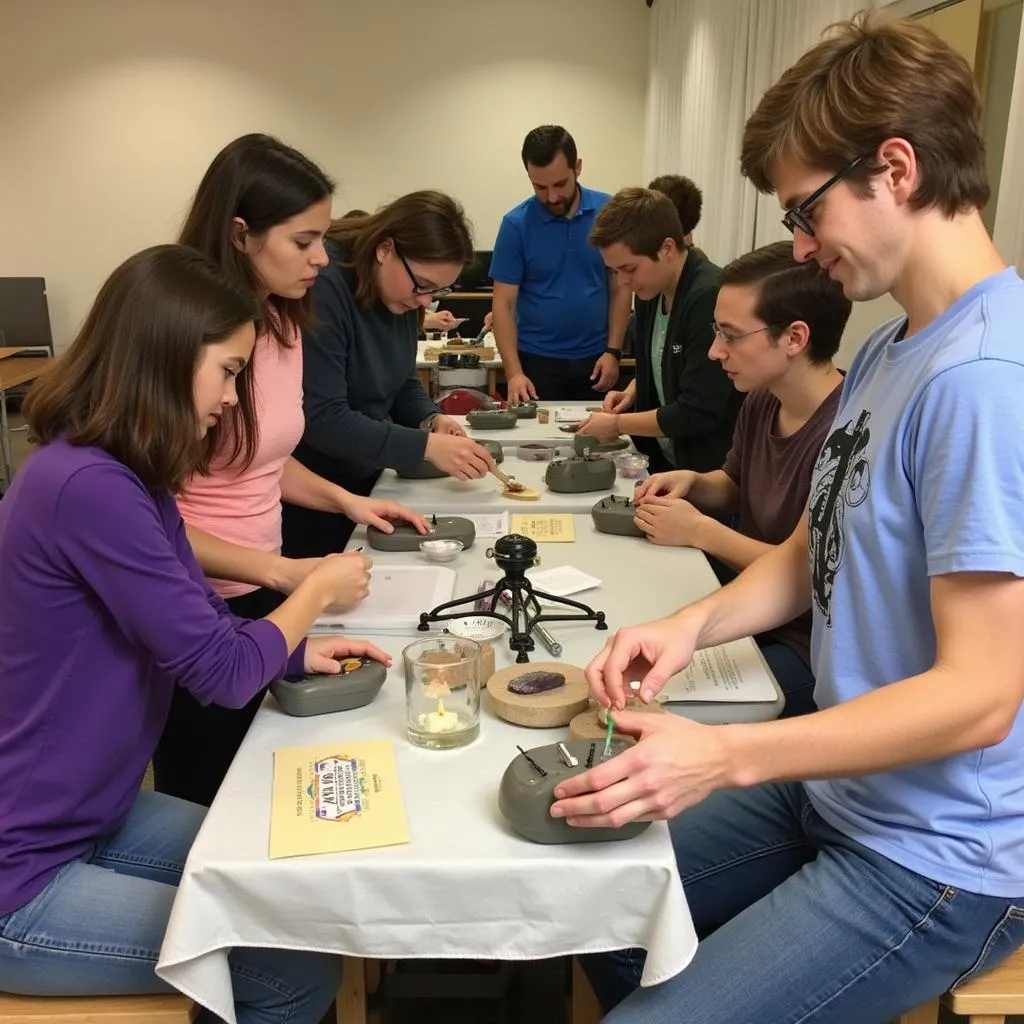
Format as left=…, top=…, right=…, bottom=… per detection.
left=896, top=944, right=1024, bottom=1024
left=0, top=992, right=196, bottom=1023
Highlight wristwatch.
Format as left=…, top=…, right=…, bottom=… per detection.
left=604, top=348, right=622, bottom=360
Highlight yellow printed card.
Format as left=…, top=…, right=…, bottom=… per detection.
left=510, top=514, right=576, bottom=542
left=270, top=740, right=410, bottom=859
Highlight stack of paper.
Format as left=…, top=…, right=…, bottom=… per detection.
left=312, top=565, right=457, bottom=634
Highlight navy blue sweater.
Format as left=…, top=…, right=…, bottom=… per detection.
left=294, top=243, right=439, bottom=488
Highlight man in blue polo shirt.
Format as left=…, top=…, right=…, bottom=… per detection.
left=490, top=126, right=632, bottom=402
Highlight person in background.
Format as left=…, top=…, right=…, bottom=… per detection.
left=649, top=173, right=705, bottom=255
left=284, top=190, right=494, bottom=559
left=558, top=15, right=1024, bottom=1022
left=0, top=245, right=377, bottom=1022
left=580, top=187, right=742, bottom=474
left=633, top=241, right=851, bottom=716
left=490, top=125, right=632, bottom=402
left=154, top=134, right=426, bottom=807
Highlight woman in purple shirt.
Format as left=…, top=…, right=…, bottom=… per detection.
left=0, top=245, right=383, bottom=1021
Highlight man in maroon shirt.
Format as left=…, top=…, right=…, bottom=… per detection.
left=633, top=241, right=851, bottom=715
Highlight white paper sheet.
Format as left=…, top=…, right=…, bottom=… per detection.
left=661, top=639, right=778, bottom=703
left=550, top=406, right=588, bottom=424
left=312, top=566, right=457, bottom=633
left=459, top=512, right=509, bottom=538
left=526, top=565, right=602, bottom=606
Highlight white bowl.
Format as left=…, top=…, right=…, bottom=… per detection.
left=445, top=615, right=507, bottom=642
left=419, top=538, right=465, bottom=562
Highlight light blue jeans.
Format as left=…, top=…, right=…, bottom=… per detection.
left=581, top=782, right=1024, bottom=1023
left=0, top=791, right=338, bottom=1024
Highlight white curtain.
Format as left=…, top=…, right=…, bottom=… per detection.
left=993, top=20, right=1024, bottom=270
left=645, top=0, right=875, bottom=265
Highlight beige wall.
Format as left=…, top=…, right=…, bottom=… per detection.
left=0, top=0, right=649, bottom=351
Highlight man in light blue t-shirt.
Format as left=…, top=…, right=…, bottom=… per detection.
left=551, top=15, right=1024, bottom=1024
left=489, top=125, right=632, bottom=402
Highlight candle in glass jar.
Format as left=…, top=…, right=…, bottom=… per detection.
left=418, top=698, right=461, bottom=734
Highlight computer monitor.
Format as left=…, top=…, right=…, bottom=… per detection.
left=455, top=250, right=493, bottom=292
left=0, top=278, right=55, bottom=355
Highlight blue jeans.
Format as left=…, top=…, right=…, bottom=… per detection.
left=0, top=791, right=338, bottom=1024
left=581, top=782, right=1024, bottom=1023
left=759, top=640, right=817, bottom=718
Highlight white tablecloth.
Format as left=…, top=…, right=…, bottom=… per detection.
left=156, top=518, right=780, bottom=1020
left=157, top=688, right=697, bottom=1022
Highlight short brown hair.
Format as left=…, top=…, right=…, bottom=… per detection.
left=24, top=245, right=258, bottom=493
left=648, top=175, right=703, bottom=236
left=741, top=13, right=989, bottom=216
left=326, top=191, right=473, bottom=307
left=589, top=187, right=684, bottom=259
left=721, top=241, right=852, bottom=364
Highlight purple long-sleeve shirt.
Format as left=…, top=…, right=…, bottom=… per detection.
left=0, top=439, right=306, bottom=914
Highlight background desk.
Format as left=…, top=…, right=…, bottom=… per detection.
left=0, top=354, right=56, bottom=489
left=416, top=337, right=637, bottom=400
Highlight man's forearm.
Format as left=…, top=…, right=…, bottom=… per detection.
left=696, top=517, right=775, bottom=572
left=687, top=470, right=740, bottom=516
left=607, top=282, right=632, bottom=352
left=722, top=666, right=1010, bottom=789
left=492, top=303, right=521, bottom=377
left=185, top=524, right=286, bottom=591
left=615, top=410, right=663, bottom=437
left=680, top=518, right=812, bottom=650
left=281, top=458, right=347, bottom=514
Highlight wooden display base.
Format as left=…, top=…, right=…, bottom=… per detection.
left=423, top=344, right=496, bottom=361
left=485, top=661, right=590, bottom=727
left=568, top=700, right=666, bottom=743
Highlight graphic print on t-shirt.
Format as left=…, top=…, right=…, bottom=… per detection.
left=808, top=409, right=871, bottom=626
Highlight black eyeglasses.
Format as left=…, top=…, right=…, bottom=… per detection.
left=394, top=244, right=453, bottom=299
left=781, top=151, right=874, bottom=237
left=712, top=322, right=788, bottom=345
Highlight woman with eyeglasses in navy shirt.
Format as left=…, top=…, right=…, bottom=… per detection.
left=283, top=191, right=496, bottom=558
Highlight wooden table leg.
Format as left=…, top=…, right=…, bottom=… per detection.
left=337, top=956, right=368, bottom=1024
left=571, top=957, right=602, bottom=1024
left=417, top=368, right=433, bottom=397
left=894, top=999, right=940, bottom=1023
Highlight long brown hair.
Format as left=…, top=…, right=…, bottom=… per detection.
left=326, top=190, right=473, bottom=308
left=24, top=245, right=259, bottom=493
left=179, top=134, right=334, bottom=466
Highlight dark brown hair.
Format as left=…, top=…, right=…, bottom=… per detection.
left=326, top=191, right=473, bottom=308
left=179, top=135, right=334, bottom=467
left=589, top=187, right=684, bottom=259
left=741, top=13, right=989, bottom=216
left=24, top=245, right=259, bottom=492
left=720, top=241, right=851, bottom=363
left=648, top=174, right=703, bottom=236
left=521, top=125, right=578, bottom=169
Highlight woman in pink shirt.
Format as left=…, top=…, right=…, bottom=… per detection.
left=154, top=135, right=427, bottom=805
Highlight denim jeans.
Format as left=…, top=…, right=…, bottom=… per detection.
left=0, top=791, right=338, bottom=1024
left=759, top=640, right=817, bottom=718
left=581, top=782, right=1024, bottom=1023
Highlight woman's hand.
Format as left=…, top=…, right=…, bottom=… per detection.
left=303, top=636, right=392, bottom=675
